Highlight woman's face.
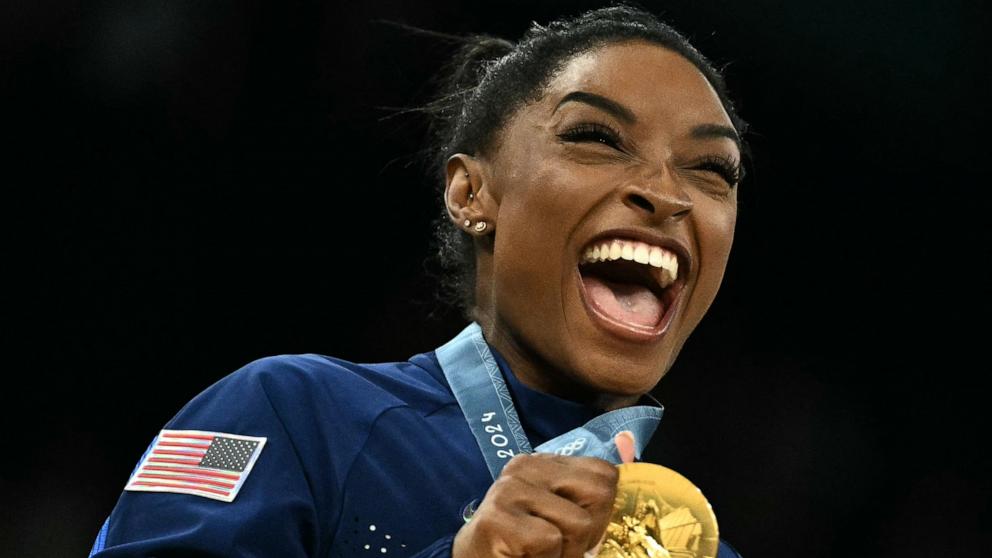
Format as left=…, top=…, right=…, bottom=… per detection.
left=472, top=40, right=740, bottom=404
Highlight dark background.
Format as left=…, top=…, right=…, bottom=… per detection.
left=3, top=1, right=989, bottom=556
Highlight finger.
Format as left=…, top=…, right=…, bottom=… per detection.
left=499, top=456, right=618, bottom=552
left=503, top=454, right=618, bottom=527
left=516, top=479, right=601, bottom=556
left=584, top=533, right=606, bottom=558
left=503, top=454, right=619, bottom=504
left=486, top=473, right=600, bottom=555
left=466, top=504, right=565, bottom=558
left=614, top=430, right=636, bottom=464
left=514, top=513, right=566, bottom=558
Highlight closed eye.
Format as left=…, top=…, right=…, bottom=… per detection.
left=557, top=122, right=624, bottom=151
left=691, top=154, right=743, bottom=187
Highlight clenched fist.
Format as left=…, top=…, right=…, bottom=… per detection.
left=452, top=432, right=636, bottom=558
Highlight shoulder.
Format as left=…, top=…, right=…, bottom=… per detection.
left=133, top=352, right=455, bottom=516
left=171, top=352, right=453, bottom=433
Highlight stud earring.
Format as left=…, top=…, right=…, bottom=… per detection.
left=468, top=192, right=474, bottom=200
left=474, top=221, right=487, bottom=233
left=463, top=219, right=471, bottom=227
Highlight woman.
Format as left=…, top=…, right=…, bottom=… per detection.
left=90, top=6, right=747, bottom=557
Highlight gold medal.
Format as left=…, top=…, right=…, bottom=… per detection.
left=596, top=463, right=719, bottom=558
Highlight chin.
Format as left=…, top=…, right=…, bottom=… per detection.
left=556, top=288, right=709, bottom=405
left=566, top=345, right=671, bottom=397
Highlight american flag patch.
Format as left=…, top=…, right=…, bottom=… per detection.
left=124, top=429, right=267, bottom=502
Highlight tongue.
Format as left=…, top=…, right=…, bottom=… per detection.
left=582, top=275, right=664, bottom=328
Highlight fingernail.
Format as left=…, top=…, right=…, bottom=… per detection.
left=615, top=430, right=636, bottom=463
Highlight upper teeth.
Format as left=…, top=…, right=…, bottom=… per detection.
left=581, top=239, right=680, bottom=288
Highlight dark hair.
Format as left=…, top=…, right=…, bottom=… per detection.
left=420, top=4, right=748, bottom=319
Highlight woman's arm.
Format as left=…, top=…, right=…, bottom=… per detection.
left=89, top=357, right=332, bottom=557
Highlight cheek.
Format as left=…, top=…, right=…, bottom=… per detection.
left=686, top=197, right=737, bottom=321
left=490, top=162, right=603, bottom=318
left=493, top=169, right=572, bottom=290
left=699, top=202, right=737, bottom=265
left=488, top=167, right=551, bottom=312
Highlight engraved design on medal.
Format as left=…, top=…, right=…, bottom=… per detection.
left=597, top=463, right=718, bottom=558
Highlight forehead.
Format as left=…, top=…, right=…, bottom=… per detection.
left=539, top=40, right=732, bottom=129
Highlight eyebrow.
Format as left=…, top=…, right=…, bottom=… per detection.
left=690, top=123, right=742, bottom=152
left=554, top=91, right=637, bottom=124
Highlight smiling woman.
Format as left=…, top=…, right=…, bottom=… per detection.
left=89, top=5, right=747, bottom=558
left=441, top=41, right=743, bottom=412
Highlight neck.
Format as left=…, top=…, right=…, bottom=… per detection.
left=475, top=314, right=642, bottom=412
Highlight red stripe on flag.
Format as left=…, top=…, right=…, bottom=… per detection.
left=157, top=441, right=211, bottom=449
left=142, top=466, right=240, bottom=480
left=148, top=457, right=202, bottom=465
left=162, top=433, right=216, bottom=441
left=131, top=481, right=231, bottom=497
left=137, top=473, right=236, bottom=489
left=153, top=449, right=207, bottom=457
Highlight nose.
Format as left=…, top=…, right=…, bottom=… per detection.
left=621, top=174, right=693, bottom=222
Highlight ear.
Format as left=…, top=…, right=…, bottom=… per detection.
left=444, top=154, right=495, bottom=234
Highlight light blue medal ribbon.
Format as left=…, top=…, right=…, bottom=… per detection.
left=436, top=322, right=533, bottom=471
left=435, top=322, right=663, bottom=481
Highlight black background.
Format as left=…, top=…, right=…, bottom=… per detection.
left=3, top=1, right=989, bottom=556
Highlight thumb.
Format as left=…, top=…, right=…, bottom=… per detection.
left=614, top=430, right=636, bottom=464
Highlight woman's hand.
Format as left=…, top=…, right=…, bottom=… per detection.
left=452, top=432, right=636, bottom=558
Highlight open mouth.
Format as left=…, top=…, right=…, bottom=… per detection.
left=576, top=236, right=688, bottom=341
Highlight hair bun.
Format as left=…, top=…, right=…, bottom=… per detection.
left=440, top=34, right=514, bottom=101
